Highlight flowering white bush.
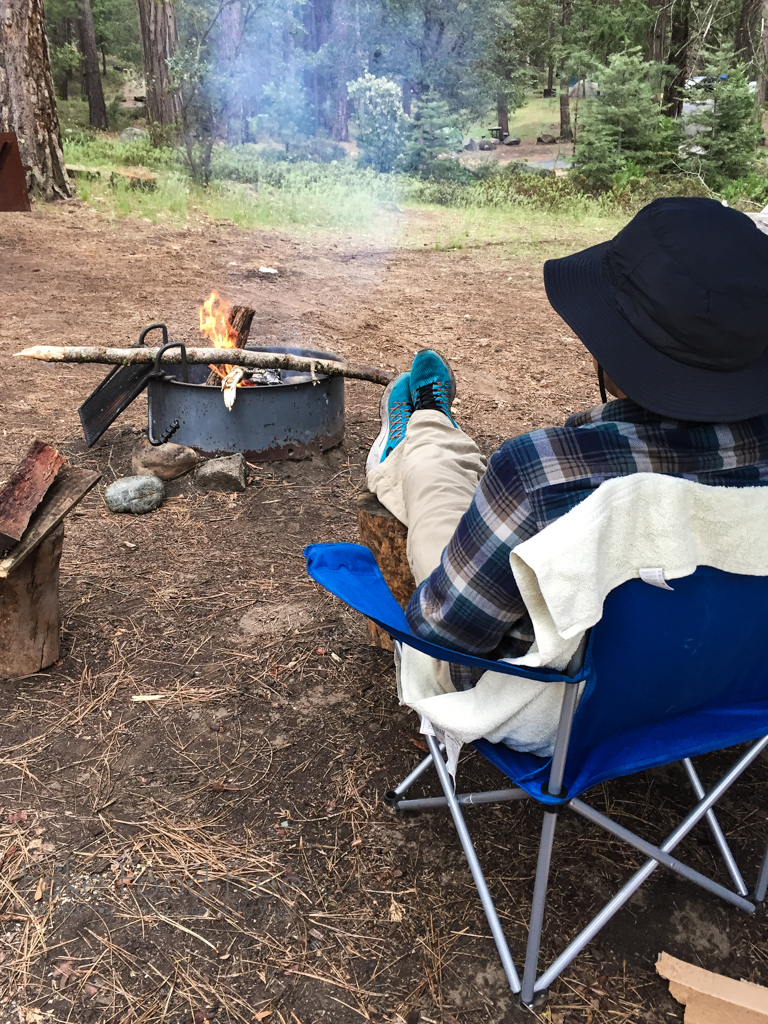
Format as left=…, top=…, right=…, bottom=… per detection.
left=347, top=73, right=409, bottom=173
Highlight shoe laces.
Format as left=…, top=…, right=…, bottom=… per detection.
left=415, top=381, right=452, bottom=416
left=385, top=399, right=410, bottom=455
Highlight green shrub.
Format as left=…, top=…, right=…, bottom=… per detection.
left=347, top=73, right=409, bottom=173
left=399, top=93, right=464, bottom=178
left=572, top=49, right=679, bottom=190
left=681, top=45, right=762, bottom=185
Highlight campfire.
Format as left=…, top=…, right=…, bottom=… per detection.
left=199, top=290, right=280, bottom=409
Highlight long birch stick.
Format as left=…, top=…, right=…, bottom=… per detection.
left=15, top=346, right=394, bottom=387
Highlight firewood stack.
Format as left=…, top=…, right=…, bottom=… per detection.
left=0, top=442, right=100, bottom=679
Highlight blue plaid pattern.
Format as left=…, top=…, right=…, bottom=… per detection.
left=406, top=398, right=768, bottom=690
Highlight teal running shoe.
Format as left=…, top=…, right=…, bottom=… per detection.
left=409, top=349, right=457, bottom=426
left=366, top=372, right=413, bottom=471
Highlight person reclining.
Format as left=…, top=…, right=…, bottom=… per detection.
left=365, top=197, right=768, bottom=745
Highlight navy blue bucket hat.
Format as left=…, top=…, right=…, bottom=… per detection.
left=544, top=197, right=768, bottom=422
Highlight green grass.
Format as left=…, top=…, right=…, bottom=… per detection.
left=60, top=132, right=635, bottom=249
left=507, top=94, right=563, bottom=139
left=398, top=201, right=626, bottom=257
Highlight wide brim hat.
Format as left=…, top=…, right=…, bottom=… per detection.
left=544, top=198, right=768, bottom=422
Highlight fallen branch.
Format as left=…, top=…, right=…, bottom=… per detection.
left=16, top=345, right=394, bottom=387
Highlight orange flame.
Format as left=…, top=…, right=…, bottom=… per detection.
left=199, top=290, right=248, bottom=382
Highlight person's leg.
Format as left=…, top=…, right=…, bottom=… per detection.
left=366, top=356, right=486, bottom=583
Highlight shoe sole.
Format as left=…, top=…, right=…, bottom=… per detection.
left=413, top=348, right=457, bottom=409
left=366, top=372, right=408, bottom=474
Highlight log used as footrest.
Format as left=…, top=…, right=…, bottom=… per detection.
left=356, top=489, right=416, bottom=651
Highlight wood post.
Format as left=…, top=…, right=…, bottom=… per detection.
left=0, top=523, right=63, bottom=679
left=356, top=490, right=416, bottom=651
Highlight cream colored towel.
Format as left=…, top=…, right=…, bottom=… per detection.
left=399, top=473, right=768, bottom=770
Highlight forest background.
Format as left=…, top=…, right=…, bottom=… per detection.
left=4, top=0, right=768, bottom=234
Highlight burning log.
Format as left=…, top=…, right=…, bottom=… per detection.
left=16, top=346, right=395, bottom=387
left=227, top=305, right=255, bottom=348
left=356, top=489, right=416, bottom=651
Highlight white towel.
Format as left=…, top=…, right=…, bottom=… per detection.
left=399, top=474, right=768, bottom=772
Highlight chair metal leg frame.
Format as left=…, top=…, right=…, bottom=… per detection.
left=520, top=682, right=581, bottom=1006
left=426, top=733, right=522, bottom=995
left=569, top=798, right=754, bottom=910
left=534, top=732, right=768, bottom=996
left=681, top=757, right=749, bottom=897
left=394, top=787, right=529, bottom=812
left=755, top=843, right=768, bottom=902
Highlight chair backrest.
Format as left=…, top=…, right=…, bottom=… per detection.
left=558, top=565, right=768, bottom=798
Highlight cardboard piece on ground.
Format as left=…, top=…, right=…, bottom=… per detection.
left=657, top=952, right=768, bottom=1024
left=0, top=132, right=32, bottom=212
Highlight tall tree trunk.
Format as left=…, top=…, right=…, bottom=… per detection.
left=332, top=93, right=350, bottom=141
left=219, top=0, right=244, bottom=144
left=78, top=0, right=108, bottom=129
left=497, top=95, right=509, bottom=136
left=402, top=79, right=412, bottom=115
left=546, top=60, right=554, bottom=95
left=0, top=0, right=71, bottom=199
left=757, top=0, right=768, bottom=107
left=736, top=0, right=761, bottom=59
left=664, top=0, right=690, bottom=118
left=647, top=0, right=668, bottom=62
left=136, top=0, right=181, bottom=126
left=559, top=82, right=572, bottom=140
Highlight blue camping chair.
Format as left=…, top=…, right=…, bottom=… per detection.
left=304, top=541, right=768, bottom=1006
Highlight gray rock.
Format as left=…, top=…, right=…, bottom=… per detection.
left=104, top=475, right=165, bottom=514
left=502, top=135, right=521, bottom=146
left=131, top=439, right=198, bottom=480
left=195, top=454, right=246, bottom=493
left=478, top=139, right=497, bottom=151
left=120, top=127, right=148, bottom=144
left=537, top=133, right=557, bottom=144
left=463, top=139, right=478, bottom=151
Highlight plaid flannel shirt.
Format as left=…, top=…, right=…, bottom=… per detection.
left=405, top=398, right=768, bottom=690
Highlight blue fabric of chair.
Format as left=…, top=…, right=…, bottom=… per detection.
left=304, top=542, right=768, bottom=804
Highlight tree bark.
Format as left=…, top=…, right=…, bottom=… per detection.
left=736, top=0, right=761, bottom=59
left=0, top=524, right=63, bottom=679
left=0, top=441, right=65, bottom=552
left=559, top=82, right=572, bottom=141
left=78, top=0, right=108, bottom=130
left=136, top=0, right=181, bottom=126
left=356, top=490, right=416, bottom=651
left=664, top=0, right=690, bottom=118
left=757, top=0, right=768, bottom=108
left=0, top=0, right=71, bottom=199
left=647, top=0, right=668, bottom=62
left=497, top=95, right=509, bottom=136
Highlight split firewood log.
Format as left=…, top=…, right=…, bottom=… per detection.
left=0, top=441, right=65, bottom=552
left=356, top=489, right=416, bottom=651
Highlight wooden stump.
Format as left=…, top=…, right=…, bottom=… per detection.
left=0, top=523, right=63, bottom=679
left=356, top=490, right=416, bottom=651
left=110, top=168, right=157, bottom=191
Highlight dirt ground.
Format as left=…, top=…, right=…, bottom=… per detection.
left=1, top=204, right=767, bottom=1024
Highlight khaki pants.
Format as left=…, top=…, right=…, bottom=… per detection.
left=366, top=410, right=487, bottom=690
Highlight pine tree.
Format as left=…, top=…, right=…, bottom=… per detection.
left=398, top=92, right=464, bottom=178
left=572, top=48, right=676, bottom=189
left=681, top=45, right=762, bottom=183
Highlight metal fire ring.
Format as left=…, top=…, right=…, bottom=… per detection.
left=147, top=345, right=346, bottom=461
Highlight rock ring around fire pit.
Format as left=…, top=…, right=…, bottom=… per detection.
left=147, top=345, right=346, bottom=462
